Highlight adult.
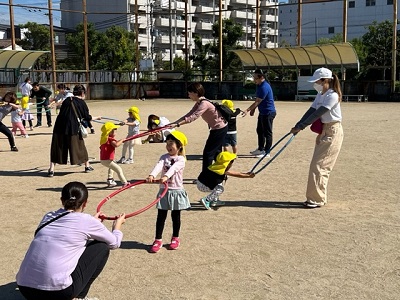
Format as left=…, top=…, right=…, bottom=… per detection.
left=0, top=92, right=19, bottom=151
left=48, top=84, right=98, bottom=177
left=290, top=67, right=344, bottom=208
left=30, top=82, right=52, bottom=127
left=242, top=69, right=276, bottom=158
left=171, top=82, right=228, bottom=172
left=142, top=114, right=173, bottom=143
left=16, top=181, right=126, bottom=300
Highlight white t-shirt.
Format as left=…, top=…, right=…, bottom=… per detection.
left=311, top=89, right=342, bottom=123
left=19, top=82, right=33, bottom=96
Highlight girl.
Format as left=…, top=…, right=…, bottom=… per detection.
left=290, top=67, right=344, bottom=208
left=11, top=104, right=29, bottom=138
left=171, top=82, right=228, bottom=172
left=142, top=114, right=173, bottom=143
left=21, top=101, right=34, bottom=131
left=100, top=122, right=129, bottom=187
left=197, top=151, right=255, bottom=210
left=16, top=181, right=126, bottom=300
left=146, top=131, right=190, bottom=253
left=0, top=92, right=19, bottom=151
left=117, top=106, right=141, bottom=164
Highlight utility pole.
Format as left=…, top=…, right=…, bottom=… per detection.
left=255, top=0, right=260, bottom=49
left=9, top=0, right=15, bottom=50
left=297, top=0, right=302, bottom=46
left=184, top=0, right=188, bottom=71
left=219, top=0, right=223, bottom=81
left=82, top=0, right=90, bottom=98
left=169, top=0, right=173, bottom=69
left=342, top=0, right=348, bottom=80
left=135, top=0, right=140, bottom=79
left=48, top=0, right=57, bottom=94
left=392, top=0, right=397, bottom=93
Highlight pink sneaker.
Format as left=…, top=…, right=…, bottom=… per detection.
left=150, top=240, right=163, bottom=253
left=168, top=237, right=180, bottom=250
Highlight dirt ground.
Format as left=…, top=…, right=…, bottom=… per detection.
left=0, top=99, right=399, bottom=300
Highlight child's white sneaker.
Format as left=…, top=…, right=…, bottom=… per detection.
left=122, top=159, right=134, bottom=164
left=116, top=157, right=125, bottom=164
left=107, top=179, right=117, bottom=187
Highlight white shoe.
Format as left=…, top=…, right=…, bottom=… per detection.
left=23, top=134, right=29, bottom=138
left=250, top=149, right=264, bottom=156
left=122, top=159, right=133, bottom=164
left=256, top=152, right=270, bottom=158
left=107, top=179, right=117, bottom=187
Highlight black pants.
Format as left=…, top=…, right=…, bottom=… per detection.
left=256, top=113, right=276, bottom=152
left=0, top=121, right=16, bottom=148
left=155, top=209, right=181, bottom=240
left=202, top=126, right=228, bottom=172
left=18, top=241, right=110, bottom=300
left=22, top=119, right=33, bottom=128
left=36, top=98, right=52, bottom=126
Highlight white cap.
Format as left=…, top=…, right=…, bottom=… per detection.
left=308, top=67, right=333, bottom=82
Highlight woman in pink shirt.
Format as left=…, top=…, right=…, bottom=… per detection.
left=16, top=181, right=126, bottom=300
left=171, top=82, right=228, bottom=172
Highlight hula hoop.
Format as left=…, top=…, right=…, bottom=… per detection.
left=102, top=117, right=121, bottom=122
left=123, top=125, right=173, bottom=143
left=249, top=133, right=296, bottom=175
left=92, top=119, right=120, bottom=125
left=97, top=180, right=168, bottom=220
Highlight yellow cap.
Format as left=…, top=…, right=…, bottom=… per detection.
left=222, top=99, right=235, bottom=112
left=208, top=151, right=237, bottom=175
left=100, top=122, right=120, bottom=145
left=168, top=130, right=188, bottom=146
left=126, top=106, right=141, bottom=122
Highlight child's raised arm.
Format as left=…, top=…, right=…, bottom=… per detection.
left=225, top=170, right=255, bottom=178
left=111, top=139, right=124, bottom=148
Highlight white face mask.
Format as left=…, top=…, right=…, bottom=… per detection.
left=313, top=82, right=323, bottom=93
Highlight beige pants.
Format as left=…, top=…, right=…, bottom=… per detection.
left=306, top=122, right=343, bottom=205
left=100, top=160, right=127, bottom=184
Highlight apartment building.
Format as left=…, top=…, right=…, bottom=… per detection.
left=60, top=0, right=279, bottom=63
left=279, top=0, right=397, bottom=46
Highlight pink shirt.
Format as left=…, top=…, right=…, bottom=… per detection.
left=183, top=100, right=227, bottom=130
left=16, top=209, right=122, bottom=290
left=150, top=154, right=185, bottom=190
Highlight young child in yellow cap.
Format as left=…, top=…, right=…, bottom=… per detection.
left=146, top=130, right=190, bottom=253
left=197, top=151, right=255, bottom=209
left=117, top=106, right=141, bottom=164
left=222, top=99, right=243, bottom=154
left=100, top=122, right=129, bottom=187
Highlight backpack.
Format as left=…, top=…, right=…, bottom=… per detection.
left=209, top=100, right=234, bottom=122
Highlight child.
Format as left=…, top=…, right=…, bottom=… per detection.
left=142, top=114, right=173, bottom=143
left=21, top=98, right=34, bottom=131
left=197, top=151, right=255, bottom=210
left=0, top=92, right=19, bottom=151
left=146, top=131, right=190, bottom=253
left=100, top=122, right=129, bottom=187
left=117, top=106, right=141, bottom=164
left=221, top=99, right=242, bottom=154
left=11, top=104, right=28, bottom=138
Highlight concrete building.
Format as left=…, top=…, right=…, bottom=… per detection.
left=279, top=0, right=397, bottom=46
left=60, top=0, right=279, bottom=64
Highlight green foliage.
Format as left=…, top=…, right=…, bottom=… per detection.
left=19, top=22, right=52, bottom=70
left=317, top=33, right=343, bottom=44
left=190, top=19, right=244, bottom=80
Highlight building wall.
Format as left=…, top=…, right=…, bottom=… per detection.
left=279, top=0, right=397, bottom=46
left=60, top=0, right=279, bottom=63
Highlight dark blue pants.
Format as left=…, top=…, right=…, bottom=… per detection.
left=202, top=126, right=228, bottom=172
left=18, top=241, right=110, bottom=300
left=256, top=113, right=276, bottom=152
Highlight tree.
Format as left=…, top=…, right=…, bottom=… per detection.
left=361, top=20, right=399, bottom=80
left=18, top=22, right=52, bottom=71
left=190, top=18, right=244, bottom=80
left=317, top=33, right=343, bottom=44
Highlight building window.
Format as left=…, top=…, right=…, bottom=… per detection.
left=349, top=1, right=355, bottom=8
left=387, top=0, right=393, bottom=4
left=328, top=27, right=335, bottom=34
left=366, top=0, right=376, bottom=6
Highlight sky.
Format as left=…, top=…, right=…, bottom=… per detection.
left=0, top=0, right=61, bottom=27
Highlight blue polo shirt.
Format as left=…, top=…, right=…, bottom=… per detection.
left=256, top=80, right=276, bottom=115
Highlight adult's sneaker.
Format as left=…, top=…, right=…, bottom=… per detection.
left=84, top=166, right=94, bottom=173
left=168, top=237, right=180, bottom=250
left=116, top=157, right=125, bottom=164
left=210, top=200, right=225, bottom=207
left=122, top=159, right=134, bottom=164
left=200, top=197, right=211, bottom=210
left=250, top=149, right=264, bottom=156
left=256, top=151, right=268, bottom=158
left=150, top=240, right=163, bottom=253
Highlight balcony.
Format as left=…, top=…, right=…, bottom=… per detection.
left=154, top=17, right=186, bottom=28
left=260, top=0, right=278, bottom=7
left=196, top=22, right=213, bottom=31
left=155, top=35, right=186, bottom=45
left=196, top=5, right=215, bottom=13
left=230, top=0, right=256, bottom=5
left=231, top=10, right=255, bottom=19
left=260, top=14, right=278, bottom=22
left=129, top=0, right=147, bottom=6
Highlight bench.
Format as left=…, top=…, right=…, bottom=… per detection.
left=343, top=95, right=368, bottom=102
